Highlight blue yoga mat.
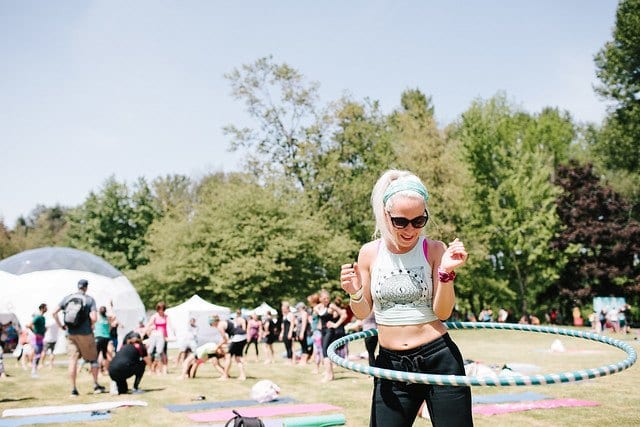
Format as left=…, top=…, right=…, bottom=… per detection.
left=165, top=396, right=297, bottom=412
left=0, top=411, right=111, bottom=427
left=472, top=391, right=550, bottom=404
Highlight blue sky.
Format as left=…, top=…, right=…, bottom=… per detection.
left=0, top=1, right=620, bottom=227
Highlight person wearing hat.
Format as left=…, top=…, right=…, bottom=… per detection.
left=108, top=332, right=150, bottom=394
left=52, top=279, right=106, bottom=396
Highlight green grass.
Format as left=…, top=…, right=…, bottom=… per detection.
left=1, top=327, right=639, bottom=426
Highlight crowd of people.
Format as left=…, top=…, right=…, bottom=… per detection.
left=0, top=275, right=377, bottom=391
left=175, top=291, right=358, bottom=384
left=0, top=264, right=634, bottom=414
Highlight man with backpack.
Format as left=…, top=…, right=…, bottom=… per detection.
left=52, top=279, right=106, bottom=396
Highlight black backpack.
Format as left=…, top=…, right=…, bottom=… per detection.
left=224, top=410, right=264, bottom=427
left=63, top=294, right=87, bottom=327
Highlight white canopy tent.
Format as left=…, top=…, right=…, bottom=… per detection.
left=253, top=302, right=278, bottom=317
left=165, top=294, right=231, bottom=347
left=0, top=247, right=146, bottom=353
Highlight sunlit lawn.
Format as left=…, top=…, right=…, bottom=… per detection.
left=1, top=327, right=639, bottom=426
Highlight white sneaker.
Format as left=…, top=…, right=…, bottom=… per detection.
left=109, top=381, right=118, bottom=395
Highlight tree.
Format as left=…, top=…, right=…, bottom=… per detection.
left=151, top=174, right=194, bottom=218
left=549, top=161, right=640, bottom=308
left=593, top=0, right=640, bottom=173
left=223, top=57, right=398, bottom=246
left=65, top=176, right=160, bottom=271
left=223, top=55, right=325, bottom=190
left=132, top=172, right=357, bottom=308
left=389, top=88, right=469, bottom=241
left=308, top=97, right=396, bottom=245
left=454, top=94, right=570, bottom=317
left=0, top=221, right=17, bottom=260
left=9, top=205, right=69, bottom=251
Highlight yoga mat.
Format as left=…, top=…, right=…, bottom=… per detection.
left=473, top=398, right=600, bottom=416
left=473, top=391, right=550, bottom=404
left=187, top=403, right=341, bottom=422
left=2, top=400, right=147, bottom=417
left=0, top=411, right=111, bottom=426
left=166, top=396, right=297, bottom=412
left=282, top=413, right=346, bottom=426
left=200, top=413, right=346, bottom=427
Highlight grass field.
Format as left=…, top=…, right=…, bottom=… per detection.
left=1, top=327, right=639, bottom=426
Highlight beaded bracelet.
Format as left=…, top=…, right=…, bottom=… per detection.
left=438, top=268, right=456, bottom=283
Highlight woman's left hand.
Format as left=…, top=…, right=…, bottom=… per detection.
left=440, top=238, right=468, bottom=272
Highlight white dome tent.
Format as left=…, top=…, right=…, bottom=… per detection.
left=0, top=247, right=146, bottom=352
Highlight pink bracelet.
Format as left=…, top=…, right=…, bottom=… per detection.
left=438, top=268, right=456, bottom=283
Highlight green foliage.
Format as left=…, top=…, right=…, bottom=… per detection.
left=65, top=176, right=160, bottom=271
left=6, top=205, right=69, bottom=252
left=454, top=94, right=566, bottom=317
left=593, top=0, right=640, bottom=173
left=309, top=98, right=396, bottom=245
left=223, top=55, right=324, bottom=189
left=389, top=88, right=469, bottom=242
left=0, top=221, right=17, bottom=259
left=133, top=173, right=358, bottom=308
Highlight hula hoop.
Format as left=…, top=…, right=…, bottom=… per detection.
left=327, top=322, right=637, bottom=386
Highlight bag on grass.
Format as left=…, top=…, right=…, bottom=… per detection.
left=224, top=410, right=264, bottom=427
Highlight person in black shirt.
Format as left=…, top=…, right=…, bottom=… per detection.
left=108, top=332, right=149, bottom=394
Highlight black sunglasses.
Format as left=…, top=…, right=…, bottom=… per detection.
left=388, top=211, right=429, bottom=229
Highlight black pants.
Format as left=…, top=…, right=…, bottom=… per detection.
left=371, top=334, right=473, bottom=427
left=108, top=362, right=145, bottom=394
left=365, top=335, right=378, bottom=367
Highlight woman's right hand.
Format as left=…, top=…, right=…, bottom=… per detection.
left=340, top=263, right=361, bottom=295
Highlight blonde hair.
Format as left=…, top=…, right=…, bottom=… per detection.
left=371, top=169, right=429, bottom=249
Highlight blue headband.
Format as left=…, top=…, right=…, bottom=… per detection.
left=383, top=179, right=429, bottom=205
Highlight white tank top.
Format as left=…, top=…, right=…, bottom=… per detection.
left=371, top=236, right=438, bottom=326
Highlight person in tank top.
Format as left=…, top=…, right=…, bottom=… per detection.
left=340, top=169, right=472, bottom=427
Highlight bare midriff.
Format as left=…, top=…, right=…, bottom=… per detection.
left=377, top=320, right=447, bottom=350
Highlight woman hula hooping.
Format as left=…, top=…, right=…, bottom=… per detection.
left=340, top=169, right=473, bottom=427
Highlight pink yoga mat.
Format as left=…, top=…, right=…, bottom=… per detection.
left=187, top=403, right=342, bottom=422
left=473, top=398, right=600, bottom=416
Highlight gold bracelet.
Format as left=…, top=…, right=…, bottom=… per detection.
left=350, top=294, right=364, bottom=303
left=349, top=287, right=363, bottom=301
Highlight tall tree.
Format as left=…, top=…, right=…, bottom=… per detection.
left=0, top=221, right=17, bottom=259
left=454, top=94, right=571, bottom=317
left=151, top=174, right=194, bottom=218
left=223, top=57, right=397, bottom=246
left=389, top=88, right=469, bottom=241
left=66, top=176, right=160, bottom=271
left=549, top=161, right=640, bottom=309
left=309, top=97, right=396, bottom=245
left=9, top=205, right=69, bottom=251
left=132, top=172, right=356, bottom=307
left=223, top=56, right=325, bottom=190
left=593, top=0, right=640, bottom=173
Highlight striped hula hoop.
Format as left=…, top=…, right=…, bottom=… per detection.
left=327, top=322, right=637, bottom=386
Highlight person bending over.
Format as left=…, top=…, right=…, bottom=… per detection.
left=108, top=332, right=150, bottom=394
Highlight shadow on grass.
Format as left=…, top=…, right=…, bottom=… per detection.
left=0, top=397, right=35, bottom=403
left=136, top=387, right=166, bottom=393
